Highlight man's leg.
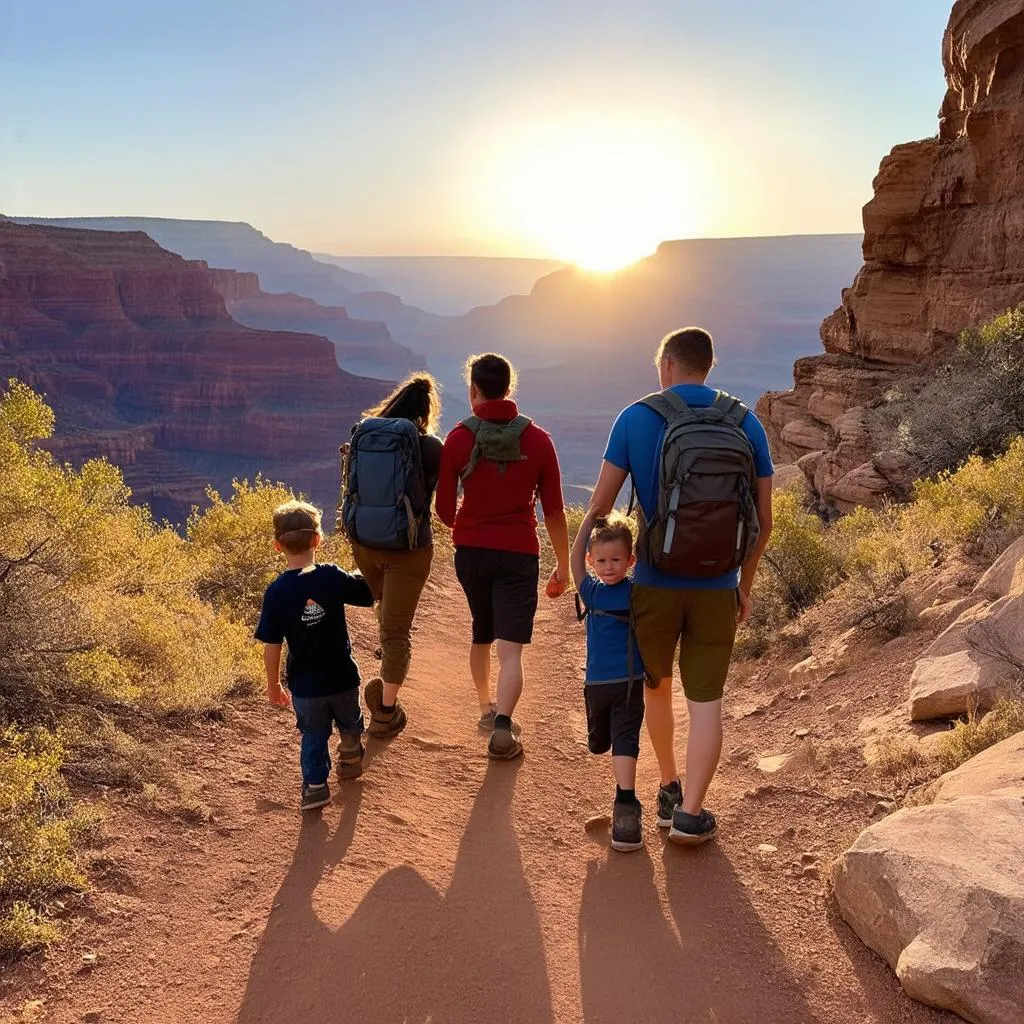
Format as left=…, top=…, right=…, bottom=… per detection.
left=494, top=639, right=525, bottom=716
left=632, top=585, right=685, bottom=785
left=470, top=642, right=494, bottom=714
left=677, top=588, right=737, bottom=817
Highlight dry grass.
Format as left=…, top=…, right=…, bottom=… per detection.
left=935, top=698, right=1024, bottom=772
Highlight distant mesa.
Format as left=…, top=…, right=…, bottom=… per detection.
left=759, top=0, right=1024, bottom=511
left=0, top=219, right=389, bottom=522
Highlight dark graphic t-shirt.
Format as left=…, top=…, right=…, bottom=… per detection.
left=254, top=563, right=374, bottom=697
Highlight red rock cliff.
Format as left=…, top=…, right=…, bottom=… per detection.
left=0, top=220, right=388, bottom=521
left=758, top=0, right=1024, bottom=510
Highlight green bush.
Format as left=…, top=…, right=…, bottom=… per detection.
left=935, top=699, right=1024, bottom=773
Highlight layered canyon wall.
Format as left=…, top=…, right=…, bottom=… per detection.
left=0, top=219, right=388, bottom=521
left=758, top=0, right=1024, bottom=509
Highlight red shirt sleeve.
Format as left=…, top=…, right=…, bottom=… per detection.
left=535, top=428, right=565, bottom=518
left=436, top=429, right=466, bottom=528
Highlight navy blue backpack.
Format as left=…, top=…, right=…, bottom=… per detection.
left=340, top=417, right=427, bottom=550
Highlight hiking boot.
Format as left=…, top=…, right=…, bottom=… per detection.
left=364, top=678, right=408, bottom=738
left=336, top=734, right=364, bottom=780
left=301, top=782, right=331, bottom=812
left=656, top=779, right=683, bottom=828
left=611, top=798, right=644, bottom=852
left=487, top=726, right=523, bottom=760
left=668, top=807, right=718, bottom=846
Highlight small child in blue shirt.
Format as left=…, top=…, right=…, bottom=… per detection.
left=570, top=511, right=646, bottom=852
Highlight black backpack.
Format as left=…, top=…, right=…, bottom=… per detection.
left=633, top=390, right=759, bottom=577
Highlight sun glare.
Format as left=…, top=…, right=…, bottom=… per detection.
left=487, top=118, right=700, bottom=273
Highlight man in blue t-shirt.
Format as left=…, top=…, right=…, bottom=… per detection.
left=584, top=327, right=774, bottom=846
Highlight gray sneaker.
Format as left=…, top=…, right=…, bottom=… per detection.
left=487, top=727, right=523, bottom=760
left=611, top=799, right=644, bottom=852
left=301, top=782, right=331, bottom=812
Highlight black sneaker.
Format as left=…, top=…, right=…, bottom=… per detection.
left=301, top=782, right=331, bottom=812
left=656, top=779, right=682, bottom=828
left=611, top=799, right=644, bottom=852
left=668, top=807, right=718, bottom=846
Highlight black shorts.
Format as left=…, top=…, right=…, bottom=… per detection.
left=585, top=681, right=645, bottom=759
left=454, top=546, right=540, bottom=645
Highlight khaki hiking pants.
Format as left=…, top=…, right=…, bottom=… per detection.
left=350, top=542, right=433, bottom=687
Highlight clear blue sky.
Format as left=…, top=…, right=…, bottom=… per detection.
left=1, top=1, right=951, bottom=260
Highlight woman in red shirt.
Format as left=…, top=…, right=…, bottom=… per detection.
left=437, top=353, right=569, bottom=759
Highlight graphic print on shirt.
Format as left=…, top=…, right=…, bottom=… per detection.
left=301, top=598, right=326, bottom=626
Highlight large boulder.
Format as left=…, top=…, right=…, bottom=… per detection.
left=832, top=795, right=1024, bottom=1024
left=973, top=536, right=1024, bottom=601
left=933, top=731, right=1024, bottom=803
left=908, top=596, right=1024, bottom=721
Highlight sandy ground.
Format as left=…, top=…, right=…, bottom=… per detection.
left=0, top=564, right=958, bottom=1024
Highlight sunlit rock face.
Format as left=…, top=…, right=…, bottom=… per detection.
left=759, top=0, right=1024, bottom=510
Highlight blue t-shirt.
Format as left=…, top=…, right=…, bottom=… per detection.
left=579, top=575, right=644, bottom=685
left=254, top=563, right=374, bottom=697
left=603, top=384, right=775, bottom=590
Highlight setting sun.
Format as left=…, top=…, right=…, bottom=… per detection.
left=483, top=116, right=701, bottom=272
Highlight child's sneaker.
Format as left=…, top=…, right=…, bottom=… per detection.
left=364, top=678, right=408, bottom=738
left=668, top=807, right=718, bottom=846
left=301, top=782, right=331, bottom=812
left=656, top=778, right=682, bottom=828
left=610, top=798, right=644, bottom=852
left=336, top=734, right=364, bottom=779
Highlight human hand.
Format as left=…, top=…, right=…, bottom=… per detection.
left=267, top=683, right=291, bottom=708
left=737, top=587, right=752, bottom=625
left=546, top=565, right=568, bottom=598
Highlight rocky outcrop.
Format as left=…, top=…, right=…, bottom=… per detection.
left=0, top=220, right=388, bottom=521
left=207, top=270, right=424, bottom=381
left=759, top=0, right=1024, bottom=510
left=908, top=536, right=1024, bottom=720
left=832, top=793, right=1024, bottom=1024
left=932, top=731, right=1024, bottom=803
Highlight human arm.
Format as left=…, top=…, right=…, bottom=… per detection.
left=262, top=644, right=290, bottom=707
left=537, top=432, right=569, bottom=595
left=586, top=460, right=629, bottom=518
left=435, top=432, right=462, bottom=528
left=738, top=476, right=774, bottom=623
left=333, top=566, right=375, bottom=608
left=569, top=507, right=599, bottom=592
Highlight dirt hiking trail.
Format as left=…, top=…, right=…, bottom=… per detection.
left=1, top=565, right=956, bottom=1024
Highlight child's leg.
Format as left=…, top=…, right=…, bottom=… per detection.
left=612, top=755, right=638, bottom=792
left=292, top=696, right=332, bottom=786
left=611, top=682, right=645, bottom=800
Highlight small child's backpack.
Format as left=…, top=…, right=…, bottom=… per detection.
left=340, top=417, right=427, bottom=551
left=634, top=390, right=760, bottom=577
left=459, top=414, right=532, bottom=479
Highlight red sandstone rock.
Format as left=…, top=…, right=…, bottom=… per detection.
left=759, top=0, right=1024, bottom=508
left=0, top=220, right=388, bottom=521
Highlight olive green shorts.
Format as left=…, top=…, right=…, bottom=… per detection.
left=631, top=584, right=738, bottom=702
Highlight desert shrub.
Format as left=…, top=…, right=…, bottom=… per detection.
left=873, top=305, right=1024, bottom=477
left=935, top=698, right=1024, bottom=773
left=0, top=727, right=87, bottom=959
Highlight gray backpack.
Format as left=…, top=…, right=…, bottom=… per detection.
left=459, top=414, right=531, bottom=479
left=340, top=417, right=427, bottom=550
left=634, top=390, right=759, bottom=577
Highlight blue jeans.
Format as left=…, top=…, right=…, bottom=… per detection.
left=292, top=690, right=364, bottom=785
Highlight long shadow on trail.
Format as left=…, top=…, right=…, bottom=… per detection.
left=579, top=844, right=816, bottom=1024
left=237, top=765, right=553, bottom=1024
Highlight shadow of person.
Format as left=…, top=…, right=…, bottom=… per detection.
left=237, top=763, right=553, bottom=1024
left=662, top=843, right=818, bottom=1024
left=578, top=850, right=687, bottom=1024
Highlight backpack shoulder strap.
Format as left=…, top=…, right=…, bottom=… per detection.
left=712, top=391, right=749, bottom=428
left=460, top=416, right=482, bottom=435
left=508, top=415, right=532, bottom=437
left=639, top=390, right=698, bottom=425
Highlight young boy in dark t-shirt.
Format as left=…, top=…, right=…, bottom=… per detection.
left=255, top=500, right=374, bottom=811
left=570, top=511, right=646, bottom=852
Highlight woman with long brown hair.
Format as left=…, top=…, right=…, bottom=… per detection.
left=344, top=374, right=443, bottom=738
